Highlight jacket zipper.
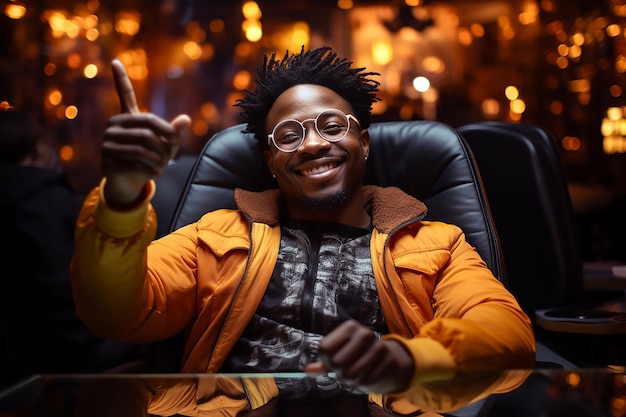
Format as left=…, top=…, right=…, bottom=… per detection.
left=205, top=216, right=256, bottom=371
left=380, top=213, right=426, bottom=337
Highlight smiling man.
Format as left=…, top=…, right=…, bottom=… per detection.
left=71, top=46, right=535, bottom=416
left=264, top=84, right=370, bottom=224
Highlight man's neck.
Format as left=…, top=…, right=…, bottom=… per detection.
left=285, top=201, right=371, bottom=229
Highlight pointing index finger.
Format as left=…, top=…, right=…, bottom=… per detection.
left=111, top=59, right=139, bottom=114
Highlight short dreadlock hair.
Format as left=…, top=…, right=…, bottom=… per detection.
left=235, top=46, right=380, bottom=149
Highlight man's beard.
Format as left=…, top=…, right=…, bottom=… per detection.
left=300, top=187, right=349, bottom=211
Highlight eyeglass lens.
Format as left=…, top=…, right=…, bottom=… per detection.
left=272, top=110, right=350, bottom=151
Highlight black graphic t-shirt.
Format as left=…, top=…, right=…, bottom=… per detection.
left=223, top=219, right=388, bottom=400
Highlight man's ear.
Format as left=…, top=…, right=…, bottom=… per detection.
left=361, top=128, right=370, bottom=159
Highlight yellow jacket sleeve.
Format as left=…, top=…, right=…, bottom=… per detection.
left=70, top=180, right=197, bottom=343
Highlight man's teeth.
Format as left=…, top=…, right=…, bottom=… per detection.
left=302, top=163, right=336, bottom=176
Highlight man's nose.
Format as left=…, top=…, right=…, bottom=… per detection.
left=298, top=122, right=330, bottom=152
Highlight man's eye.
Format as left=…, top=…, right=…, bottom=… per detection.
left=320, top=123, right=345, bottom=135
left=277, top=132, right=301, bottom=144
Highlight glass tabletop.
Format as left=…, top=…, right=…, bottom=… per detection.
left=1, top=367, right=625, bottom=417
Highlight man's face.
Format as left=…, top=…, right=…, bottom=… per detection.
left=264, top=84, right=370, bottom=218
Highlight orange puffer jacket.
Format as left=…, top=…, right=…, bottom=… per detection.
left=71, top=181, right=535, bottom=415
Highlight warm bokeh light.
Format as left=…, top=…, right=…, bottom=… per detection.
left=65, top=18, right=80, bottom=38
left=44, top=63, right=56, bottom=76
left=86, top=28, right=99, bottom=41
left=65, top=105, right=78, bottom=119
left=291, top=22, right=309, bottom=47
left=59, top=145, right=74, bottom=162
left=372, top=42, right=393, bottom=65
left=422, top=56, right=444, bottom=74
left=470, top=23, right=485, bottom=38
left=115, top=10, right=141, bottom=36
left=337, top=0, right=353, bottom=9
left=610, top=85, right=622, bottom=97
left=568, top=45, right=582, bottom=59
left=235, top=42, right=254, bottom=59
left=561, top=136, right=581, bottom=151
left=550, top=100, right=563, bottom=114
left=186, top=21, right=206, bottom=43
left=510, top=99, right=526, bottom=114
left=616, top=55, right=626, bottom=73
left=458, top=28, right=473, bottom=46
left=518, top=1, right=539, bottom=25
left=183, top=41, right=202, bottom=60
left=200, top=102, right=219, bottom=122
left=67, top=53, right=81, bottom=68
left=202, top=44, right=216, bottom=61
left=242, top=19, right=262, bottom=42
left=412, top=76, right=430, bottom=93
left=482, top=98, right=500, bottom=118
left=242, top=1, right=262, bottom=20
left=48, top=89, right=62, bottom=106
left=606, top=24, right=621, bottom=38
left=606, top=107, right=623, bottom=121
left=571, top=32, right=585, bottom=46
left=505, top=86, right=519, bottom=100
left=566, top=372, right=581, bottom=387
left=601, top=107, right=626, bottom=154
left=5, top=3, right=26, bottom=19
left=399, top=104, right=414, bottom=120
left=86, top=0, right=99, bottom=12
left=209, top=19, right=225, bottom=33
left=232, top=70, right=251, bottom=90
left=83, top=64, right=98, bottom=78
left=118, top=49, right=148, bottom=81
left=85, top=14, right=98, bottom=28
left=499, top=16, right=515, bottom=41
left=508, top=110, right=522, bottom=121
left=193, top=119, right=209, bottom=137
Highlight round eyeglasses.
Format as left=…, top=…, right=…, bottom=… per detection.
left=267, top=109, right=361, bottom=153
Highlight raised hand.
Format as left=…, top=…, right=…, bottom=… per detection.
left=304, top=320, right=414, bottom=394
left=102, top=59, right=191, bottom=209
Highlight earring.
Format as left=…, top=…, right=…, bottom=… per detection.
left=364, top=155, right=368, bottom=161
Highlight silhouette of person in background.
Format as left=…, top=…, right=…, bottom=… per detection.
left=0, top=108, right=135, bottom=389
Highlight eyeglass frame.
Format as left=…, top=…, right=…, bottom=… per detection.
left=267, top=108, right=361, bottom=153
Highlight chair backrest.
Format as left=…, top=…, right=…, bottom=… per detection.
left=153, top=155, right=198, bottom=239
left=169, top=120, right=505, bottom=281
left=458, top=121, right=584, bottom=318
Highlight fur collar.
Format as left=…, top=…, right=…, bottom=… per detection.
left=233, top=185, right=427, bottom=234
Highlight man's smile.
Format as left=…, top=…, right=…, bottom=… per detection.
left=294, top=157, right=344, bottom=178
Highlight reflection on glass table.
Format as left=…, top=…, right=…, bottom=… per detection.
left=0, top=367, right=625, bottom=417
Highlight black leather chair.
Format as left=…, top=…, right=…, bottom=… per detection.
left=156, top=119, right=580, bottom=370
left=458, top=121, right=626, bottom=365
left=152, top=155, right=197, bottom=239
left=167, top=120, right=505, bottom=280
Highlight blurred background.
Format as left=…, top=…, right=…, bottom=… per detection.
left=1, top=0, right=625, bottom=261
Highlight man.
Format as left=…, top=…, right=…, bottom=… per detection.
left=71, top=46, right=535, bottom=415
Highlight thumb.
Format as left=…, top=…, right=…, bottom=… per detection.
left=172, top=113, right=191, bottom=134
left=169, top=114, right=191, bottom=160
